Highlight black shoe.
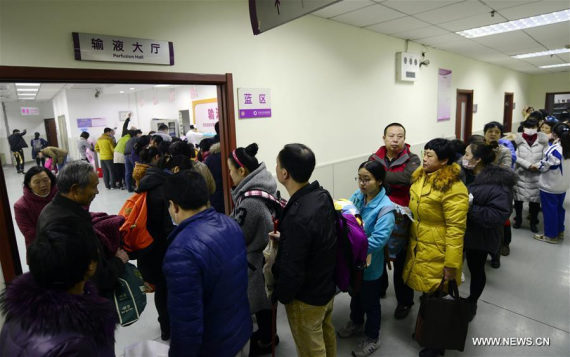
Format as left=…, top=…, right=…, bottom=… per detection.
left=249, top=334, right=279, bottom=357
left=394, top=304, right=412, bottom=319
left=500, top=245, right=510, bottom=256
left=530, top=223, right=538, bottom=233
left=491, top=257, right=500, bottom=269
left=160, top=331, right=170, bottom=341
left=513, top=219, right=522, bottom=229
left=467, top=301, right=478, bottom=322
left=419, top=347, right=445, bottom=357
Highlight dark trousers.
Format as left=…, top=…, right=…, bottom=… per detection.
left=12, top=150, right=24, bottom=171
left=154, top=280, right=170, bottom=335
left=350, top=278, right=382, bottom=340
left=503, top=223, right=512, bottom=245
left=540, top=190, right=566, bottom=238
left=114, top=163, right=125, bottom=188
left=514, top=200, right=540, bottom=224
left=379, top=247, right=414, bottom=306
left=125, top=154, right=135, bottom=192
left=255, top=309, right=274, bottom=343
left=100, top=159, right=115, bottom=189
left=138, top=242, right=169, bottom=335
left=35, top=156, right=45, bottom=167
left=466, top=249, right=488, bottom=303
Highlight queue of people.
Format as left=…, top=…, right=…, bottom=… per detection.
left=2, top=111, right=569, bottom=357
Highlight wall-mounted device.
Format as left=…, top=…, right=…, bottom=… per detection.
left=396, top=52, right=420, bottom=82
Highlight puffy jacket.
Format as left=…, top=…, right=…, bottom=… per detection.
left=163, top=208, right=252, bottom=357
left=494, top=144, right=513, bottom=168
left=514, top=132, right=548, bottom=202
left=40, top=146, right=68, bottom=165
left=272, top=181, right=337, bottom=306
left=114, top=134, right=131, bottom=154
left=370, top=144, right=421, bottom=206
left=538, top=142, right=570, bottom=194
left=230, top=162, right=277, bottom=314
left=95, top=134, right=115, bottom=160
left=403, top=163, right=468, bottom=293
left=463, top=165, right=516, bottom=253
left=350, top=187, right=395, bottom=280
left=0, top=273, right=117, bottom=357
left=14, top=185, right=58, bottom=247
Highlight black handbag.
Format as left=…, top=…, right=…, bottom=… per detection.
left=414, top=278, right=470, bottom=351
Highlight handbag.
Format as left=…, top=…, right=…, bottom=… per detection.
left=414, top=278, right=470, bottom=351
left=114, top=262, right=147, bottom=326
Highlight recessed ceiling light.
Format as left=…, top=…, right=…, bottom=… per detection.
left=512, top=48, right=570, bottom=59
left=457, top=9, right=570, bottom=38
left=130, top=88, right=135, bottom=90
left=539, top=63, right=570, bottom=69
left=15, top=83, right=40, bottom=87
left=17, top=88, right=39, bottom=92
left=120, top=91, right=125, bottom=93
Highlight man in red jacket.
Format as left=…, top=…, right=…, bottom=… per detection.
left=370, top=123, right=420, bottom=319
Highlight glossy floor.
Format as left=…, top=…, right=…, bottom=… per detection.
left=3, top=165, right=569, bottom=357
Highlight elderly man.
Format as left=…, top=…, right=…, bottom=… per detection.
left=37, top=160, right=128, bottom=298
left=370, top=123, right=420, bottom=319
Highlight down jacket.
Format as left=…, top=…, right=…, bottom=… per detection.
left=163, top=208, right=252, bottom=357
left=230, top=162, right=277, bottom=314
left=403, top=163, right=469, bottom=293
left=0, top=273, right=117, bottom=357
left=514, top=132, right=548, bottom=202
left=463, top=165, right=517, bottom=253
left=14, top=184, right=58, bottom=247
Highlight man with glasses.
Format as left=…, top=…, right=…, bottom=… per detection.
left=369, top=123, right=420, bottom=319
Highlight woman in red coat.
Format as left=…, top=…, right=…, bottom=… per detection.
left=14, top=166, right=57, bottom=247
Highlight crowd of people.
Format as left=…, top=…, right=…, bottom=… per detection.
left=2, top=106, right=569, bottom=357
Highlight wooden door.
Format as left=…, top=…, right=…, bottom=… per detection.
left=44, top=118, right=58, bottom=147
left=503, top=92, right=514, bottom=133
left=455, top=90, right=473, bottom=141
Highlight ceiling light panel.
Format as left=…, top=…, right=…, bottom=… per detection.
left=17, top=88, right=39, bottom=92
left=512, top=48, right=570, bottom=59
left=457, top=9, right=570, bottom=38
left=15, top=83, right=40, bottom=87
left=539, top=63, right=570, bottom=68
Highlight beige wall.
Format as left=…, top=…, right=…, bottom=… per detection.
left=528, top=73, right=570, bottom=112
left=1, top=1, right=531, bottom=179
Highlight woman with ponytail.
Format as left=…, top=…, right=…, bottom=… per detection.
left=228, top=143, right=280, bottom=356
left=461, top=140, right=516, bottom=321
left=534, top=123, right=570, bottom=244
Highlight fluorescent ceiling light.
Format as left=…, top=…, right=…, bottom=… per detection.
left=15, top=83, right=40, bottom=87
left=512, top=48, right=570, bottom=59
left=457, top=9, right=570, bottom=38
left=120, top=91, right=125, bottom=93
left=539, top=63, right=570, bottom=69
left=154, top=85, right=171, bottom=88
left=17, top=88, right=38, bottom=92
left=130, top=88, right=135, bottom=90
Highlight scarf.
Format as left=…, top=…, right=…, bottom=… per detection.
left=522, top=133, right=537, bottom=147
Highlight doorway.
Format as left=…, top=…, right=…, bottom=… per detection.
left=455, top=90, right=473, bottom=141
left=44, top=118, right=58, bottom=147
left=503, top=92, right=514, bottom=133
left=0, top=65, right=237, bottom=283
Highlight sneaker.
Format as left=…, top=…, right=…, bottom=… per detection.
left=534, top=234, right=558, bottom=244
left=352, top=337, right=380, bottom=357
left=394, top=304, right=412, bottom=319
left=500, top=245, right=510, bottom=256
left=338, top=320, right=363, bottom=338
left=558, top=232, right=565, bottom=240
left=491, top=257, right=500, bottom=269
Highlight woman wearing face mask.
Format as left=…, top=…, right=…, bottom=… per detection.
left=403, top=138, right=469, bottom=357
left=461, top=140, right=516, bottom=321
left=228, top=143, right=281, bottom=356
left=13, top=166, right=58, bottom=247
left=513, top=117, right=549, bottom=233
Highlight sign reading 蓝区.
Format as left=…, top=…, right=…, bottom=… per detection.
left=238, top=88, right=271, bottom=119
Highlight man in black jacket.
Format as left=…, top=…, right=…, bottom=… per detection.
left=8, top=129, right=28, bottom=173
left=271, top=143, right=337, bottom=357
left=37, top=160, right=128, bottom=298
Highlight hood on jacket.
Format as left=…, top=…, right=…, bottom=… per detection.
left=411, top=163, right=462, bottom=192
left=0, top=273, right=117, bottom=346
left=473, top=164, right=518, bottom=187
left=231, top=162, right=277, bottom=202
left=210, top=142, right=221, bottom=154
left=137, top=167, right=171, bottom=192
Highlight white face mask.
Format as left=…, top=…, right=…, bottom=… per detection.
left=524, top=128, right=537, bottom=136
left=462, top=158, right=477, bottom=170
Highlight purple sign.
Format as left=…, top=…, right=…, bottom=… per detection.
left=239, top=109, right=272, bottom=119
left=77, top=118, right=92, bottom=127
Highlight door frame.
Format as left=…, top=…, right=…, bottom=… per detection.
left=44, top=118, right=59, bottom=147
left=503, top=92, right=514, bottom=133
left=0, top=65, right=237, bottom=283
left=455, top=89, right=474, bottom=141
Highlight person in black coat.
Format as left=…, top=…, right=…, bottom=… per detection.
left=8, top=128, right=28, bottom=173
left=461, top=140, right=517, bottom=322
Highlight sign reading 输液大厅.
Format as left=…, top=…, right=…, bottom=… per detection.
left=72, top=32, right=174, bottom=66
left=238, top=88, right=271, bottom=119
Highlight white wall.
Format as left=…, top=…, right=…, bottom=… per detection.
left=0, top=1, right=531, bottom=189
left=528, top=73, right=570, bottom=110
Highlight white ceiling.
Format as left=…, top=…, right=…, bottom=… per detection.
left=313, top=0, right=570, bottom=74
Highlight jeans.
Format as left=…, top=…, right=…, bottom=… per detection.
left=379, top=247, right=414, bottom=306
left=125, top=154, right=134, bottom=192
left=350, top=278, right=382, bottom=340
left=100, top=159, right=115, bottom=189
left=285, top=298, right=336, bottom=357
left=540, top=190, right=566, bottom=238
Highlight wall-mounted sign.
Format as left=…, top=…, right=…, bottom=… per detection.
left=76, top=118, right=107, bottom=128
left=238, top=88, right=271, bottom=119
left=72, top=32, right=174, bottom=65
left=437, top=69, right=452, bottom=122
left=192, top=98, right=218, bottom=132
left=20, top=107, right=39, bottom=116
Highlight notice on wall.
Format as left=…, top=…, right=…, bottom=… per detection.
left=20, top=107, right=40, bottom=116
left=238, top=88, right=271, bottom=119
left=76, top=118, right=107, bottom=128
left=72, top=32, right=174, bottom=65
left=192, top=98, right=218, bottom=132
left=437, top=69, right=452, bottom=122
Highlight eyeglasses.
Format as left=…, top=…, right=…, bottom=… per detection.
left=355, top=177, right=372, bottom=185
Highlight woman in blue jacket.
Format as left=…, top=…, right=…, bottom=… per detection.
left=338, top=160, right=395, bottom=357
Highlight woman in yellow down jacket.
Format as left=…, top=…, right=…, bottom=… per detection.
left=403, top=138, right=469, bottom=357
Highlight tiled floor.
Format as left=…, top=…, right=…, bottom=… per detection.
left=3, top=163, right=569, bottom=357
